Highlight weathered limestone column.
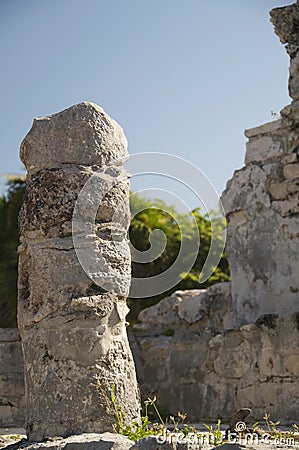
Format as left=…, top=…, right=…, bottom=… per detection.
left=18, top=102, right=140, bottom=440
left=221, top=2, right=299, bottom=326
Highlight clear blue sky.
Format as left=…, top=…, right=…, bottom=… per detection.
left=0, top=0, right=292, bottom=209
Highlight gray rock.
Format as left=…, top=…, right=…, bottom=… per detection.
left=134, top=282, right=232, bottom=334
left=130, top=435, right=175, bottom=449
left=270, top=2, right=299, bottom=100
left=131, top=434, right=203, bottom=449
left=18, top=103, right=140, bottom=441
left=20, top=102, right=128, bottom=172
left=3, top=432, right=134, bottom=449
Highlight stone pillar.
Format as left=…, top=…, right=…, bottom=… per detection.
left=18, top=102, right=140, bottom=441
left=221, top=2, right=299, bottom=327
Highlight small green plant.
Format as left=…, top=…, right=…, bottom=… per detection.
left=203, top=419, right=223, bottom=446
left=168, top=411, right=187, bottom=432
left=289, top=423, right=299, bottom=441
left=180, top=424, right=196, bottom=437
left=263, top=413, right=282, bottom=438
left=121, top=416, right=156, bottom=441
left=146, top=396, right=165, bottom=427
left=261, top=414, right=299, bottom=442
left=121, top=396, right=168, bottom=441
left=94, top=380, right=166, bottom=442
left=252, top=421, right=260, bottom=432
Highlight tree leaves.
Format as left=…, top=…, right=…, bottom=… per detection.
left=0, top=178, right=25, bottom=327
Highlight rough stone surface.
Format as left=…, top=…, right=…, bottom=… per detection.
left=2, top=433, right=134, bottom=449
left=131, top=311, right=299, bottom=423
left=221, top=12, right=299, bottom=325
left=20, top=102, right=128, bottom=171
left=18, top=103, right=140, bottom=441
left=130, top=435, right=200, bottom=449
left=5, top=433, right=299, bottom=450
left=270, top=1, right=299, bottom=100
left=134, top=283, right=233, bottom=334
left=0, top=329, right=25, bottom=427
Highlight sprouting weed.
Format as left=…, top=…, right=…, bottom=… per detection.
left=180, top=424, right=195, bottom=437
left=146, top=395, right=165, bottom=428
left=263, top=413, right=271, bottom=433
left=252, top=421, right=260, bottom=432
left=259, top=414, right=299, bottom=442
left=93, top=384, right=299, bottom=444
left=203, top=420, right=223, bottom=446
left=167, top=411, right=188, bottom=432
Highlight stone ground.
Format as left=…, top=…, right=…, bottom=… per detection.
left=1, top=427, right=298, bottom=449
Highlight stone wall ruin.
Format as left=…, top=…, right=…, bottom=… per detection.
left=221, top=1, right=299, bottom=327
left=131, top=288, right=299, bottom=423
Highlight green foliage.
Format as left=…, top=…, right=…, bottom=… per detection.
left=121, top=416, right=158, bottom=442
left=0, top=177, right=25, bottom=327
left=120, top=397, right=167, bottom=442
left=128, top=192, right=230, bottom=322
left=94, top=377, right=164, bottom=441
left=203, top=420, right=223, bottom=446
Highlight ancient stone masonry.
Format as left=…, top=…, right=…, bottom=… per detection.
left=221, top=1, right=299, bottom=327
left=18, top=102, right=140, bottom=440
left=0, top=328, right=24, bottom=427
left=131, top=290, right=299, bottom=423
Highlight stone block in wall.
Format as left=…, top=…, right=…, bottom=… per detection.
left=134, top=283, right=233, bottom=335
left=0, top=328, right=25, bottom=427
left=283, top=162, right=299, bottom=179
left=244, top=120, right=285, bottom=164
